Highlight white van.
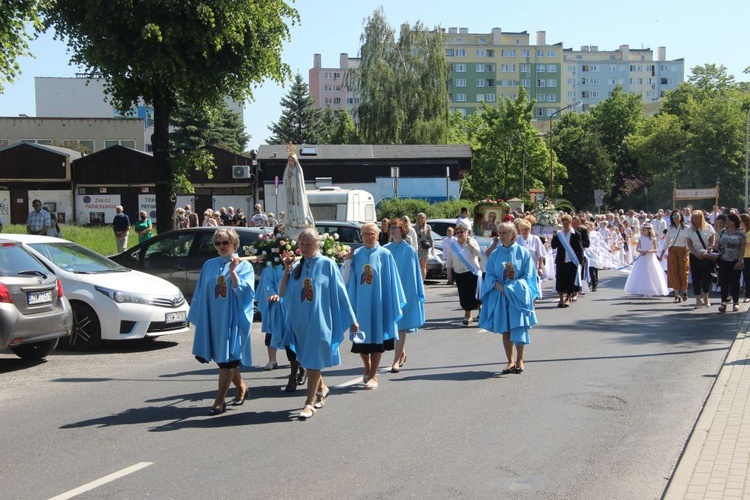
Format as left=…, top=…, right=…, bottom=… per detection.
left=306, top=187, right=377, bottom=223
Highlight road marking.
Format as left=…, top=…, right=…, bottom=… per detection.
left=335, top=368, right=389, bottom=388
left=48, top=462, right=154, bottom=500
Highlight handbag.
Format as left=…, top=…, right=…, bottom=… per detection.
left=695, top=230, right=718, bottom=281
left=421, top=240, right=431, bottom=249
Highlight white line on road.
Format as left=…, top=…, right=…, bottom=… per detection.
left=335, top=368, right=389, bottom=388
left=48, top=462, right=154, bottom=500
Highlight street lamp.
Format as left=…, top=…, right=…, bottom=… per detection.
left=719, top=97, right=750, bottom=210
left=548, top=100, right=582, bottom=198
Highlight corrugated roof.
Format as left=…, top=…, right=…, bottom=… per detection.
left=258, top=144, right=471, bottom=160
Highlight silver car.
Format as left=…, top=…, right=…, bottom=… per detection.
left=0, top=241, right=73, bottom=360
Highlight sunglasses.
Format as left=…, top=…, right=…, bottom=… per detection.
left=214, top=240, right=231, bottom=247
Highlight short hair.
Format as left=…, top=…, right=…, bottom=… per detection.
left=560, top=214, right=572, bottom=223
left=727, top=212, right=741, bottom=229
left=212, top=227, right=239, bottom=249
left=517, top=219, right=531, bottom=230
left=460, top=207, right=469, bottom=213
left=498, top=222, right=518, bottom=243
left=389, top=219, right=408, bottom=237
left=297, top=228, right=320, bottom=242
left=362, top=222, right=379, bottom=235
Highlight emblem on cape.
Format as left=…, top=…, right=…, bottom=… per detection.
left=360, top=264, right=374, bottom=285
left=301, top=277, right=313, bottom=302
left=214, top=275, right=227, bottom=299
left=503, top=261, right=515, bottom=281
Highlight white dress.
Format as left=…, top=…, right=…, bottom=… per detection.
left=283, top=154, right=315, bottom=239
left=624, top=236, right=669, bottom=296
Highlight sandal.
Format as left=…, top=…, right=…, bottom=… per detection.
left=299, top=404, right=316, bottom=419
left=673, top=296, right=681, bottom=303
left=501, top=363, right=516, bottom=375
left=313, top=389, right=330, bottom=409
left=719, top=302, right=727, bottom=313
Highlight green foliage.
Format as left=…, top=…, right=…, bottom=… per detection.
left=376, top=198, right=465, bottom=221
left=0, top=0, right=45, bottom=91
left=329, top=110, right=360, bottom=144
left=350, top=8, right=450, bottom=144
left=44, top=0, right=298, bottom=233
left=268, top=73, right=324, bottom=144
left=688, top=64, right=736, bottom=93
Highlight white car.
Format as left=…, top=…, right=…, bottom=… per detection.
left=3, top=234, right=189, bottom=349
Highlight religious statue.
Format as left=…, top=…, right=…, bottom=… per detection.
left=282, top=143, right=315, bottom=239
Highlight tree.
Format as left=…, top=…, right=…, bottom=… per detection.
left=688, top=64, right=736, bottom=93
left=1, top=0, right=44, bottom=92
left=267, top=73, right=322, bottom=144
left=350, top=7, right=450, bottom=144
left=329, top=110, right=360, bottom=144
left=45, top=1, right=298, bottom=232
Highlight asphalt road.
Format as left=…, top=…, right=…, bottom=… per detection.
left=0, top=270, right=743, bottom=499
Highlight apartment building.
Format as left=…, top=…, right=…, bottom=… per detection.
left=309, top=53, right=361, bottom=117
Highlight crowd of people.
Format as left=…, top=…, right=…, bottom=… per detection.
left=176, top=203, right=283, bottom=229
left=186, top=201, right=750, bottom=420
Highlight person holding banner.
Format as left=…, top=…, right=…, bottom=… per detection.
left=551, top=214, right=585, bottom=308
left=446, top=222, right=483, bottom=325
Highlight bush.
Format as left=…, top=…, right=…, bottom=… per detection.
left=376, top=198, right=468, bottom=221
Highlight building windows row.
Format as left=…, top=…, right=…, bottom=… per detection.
left=581, top=91, right=600, bottom=98
left=323, top=71, right=342, bottom=80
left=323, top=85, right=343, bottom=92
left=476, top=94, right=496, bottom=102
left=536, top=94, right=558, bottom=102
left=535, top=79, right=557, bottom=88
left=581, top=64, right=599, bottom=72
left=475, top=63, right=495, bottom=72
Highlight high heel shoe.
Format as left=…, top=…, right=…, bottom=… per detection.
left=296, top=366, right=307, bottom=386
left=232, top=387, right=248, bottom=406
left=208, top=403, right=226, bottom=416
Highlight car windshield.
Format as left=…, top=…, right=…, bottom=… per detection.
left=29, top=242, right=130, bottom=274
left=0, top=244, right=49, bottom=277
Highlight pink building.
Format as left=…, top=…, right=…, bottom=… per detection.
left=309, top=53, right=360, bottom=119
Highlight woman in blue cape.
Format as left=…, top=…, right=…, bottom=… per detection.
left=344, top=223, right=406, bottom=390
left=478, top=222, right=539, bottom=375
left=188, top=228, right=255, bottom=415
left=280, top=229, right=359, bottom=419
left=385, top=219, right=425, bottom=373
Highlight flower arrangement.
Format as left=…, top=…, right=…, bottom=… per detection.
left=244, top=232, right=350, bottom=267
left=473, top=198, right=511, bottom=237
left=533, top=200, right=559, bottom=227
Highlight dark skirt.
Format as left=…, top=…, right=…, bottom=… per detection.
left=556, top=261, right=578, bottom=294
left=351, top=338, right=395, bottom=354
left=454, top=271, right=480, bottom=311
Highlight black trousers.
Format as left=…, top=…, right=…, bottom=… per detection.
left=718, top=260, right=742, bottom=304
left=589, top=267, right=599, bottom=291
left=689, top=254, right=713, bottom=295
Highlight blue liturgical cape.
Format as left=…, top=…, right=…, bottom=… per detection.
left=189, top=255, right=255, bottom=366
left=346, top=245, right=406, bottom=345
left=257, top=264, right=288, bottom=349
left=283, top=255, right=356, bottom=370
left=385, top=241, right=425, bottom=332
left=478, top=243, right=539, bottom=344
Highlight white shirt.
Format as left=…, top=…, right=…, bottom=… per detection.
left=455, top=216, right=473, bottom=234
left=651, top=217, right=667, bottom=236
left=518, top=234, right=545, bottom=266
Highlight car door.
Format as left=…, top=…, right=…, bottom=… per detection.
left=137, top=231, right=197, bottom=296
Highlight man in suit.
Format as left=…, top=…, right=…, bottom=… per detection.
left=551, top=214, right=585, bottom=308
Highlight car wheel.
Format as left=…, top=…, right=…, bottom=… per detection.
left=11, top=339, right=59, bottom=360
left=64, top=302, right=102, bottom=350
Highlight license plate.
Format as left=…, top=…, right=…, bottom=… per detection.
left=165, top=311, right=186, bottom=324
left=28, top=290, right=53, bottom=305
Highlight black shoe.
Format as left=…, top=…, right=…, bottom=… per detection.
left=296, top=367, right=307, bottom=386
left=513, top=365, right=525, bottom=374
left=195, top=356, right=209, bottom=364
left=208, top=403, right=226, bottom=416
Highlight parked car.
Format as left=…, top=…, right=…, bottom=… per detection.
left=426, top=230, right=447, bottom=279
left=427, top=218, right=493, bottom=252
left=3, top=234, right=190, bottom=350
left=110, top=227, right=269, bottom=300
left=314, top=220, right=364, bottom=249
left=0, top=241, right=73, bottom=360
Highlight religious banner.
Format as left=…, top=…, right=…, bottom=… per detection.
left=673, top=184, right=719, bottom=208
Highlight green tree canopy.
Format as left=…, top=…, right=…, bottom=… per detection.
left=350, top=7, right=450, bottom=144
left=267, top=73, right=323, bottom=144
left=45, top=0, right=298, bottom=232
left=0, top=0, right=44, bottom=91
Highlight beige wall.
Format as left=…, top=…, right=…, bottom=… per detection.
left=0, top=117, right=146, bottom=152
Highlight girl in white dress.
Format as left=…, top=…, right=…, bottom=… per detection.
left=624, top=224, right=669, bottom=297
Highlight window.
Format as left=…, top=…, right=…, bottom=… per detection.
left=324, top=85, right=332, bottom=92
left=479, top=38, right=487, bottom=43
left=536, top=94, right=546, bottom=102
left=591, top=78, right=599, bottom=85
left=591, top=91, right=600, bottom=98
left=520, top=63, right=531, bottom=74
left=610, top=65, right=618, bottom=72
left=454, top=78, right=466, bottom=87
left=324, top=72, right=332, bottom=79
left=334, top=85, right=342, bottom=92
left=520, top=79, right=530, bottom=87
left=547, top=65, right=557, bottom=73
left=77, top=140, right=95, bottom=153
left=485, top=93, right=496, bottom=102
left=536, top=49, right=544, bottom=57
left=646, top=90, right=656, bottom=98
left=476, top=79, right=486, bottom=87
left=487, top=79, right=494, bottom=87
left=581, top=78, right=588, bottom=85
left=476, top=63, right=485, bottom=72
left=567, top=78, right=576, bottom=85
left=486, top=64, right=495, bottom=72
left=581, top=91, right=590, bottom=98
left=536, top=79, right=546, bottom=87
left=487, top=49, right=494, bottom=57
left=476, top=49, right=484, bottom=57
left=660, top=77, right=668, bottom=85
left=567, top=90, right=576, bottom=98
left=521, top=49, right=530, bottom=58
left=515, top=39, right=520, bottom=45
left=536, top=64, right=545, bottom=73
left=537, top=108, right=546, bottom=117
left=454, top=63, right=466, bottom=72
left=333, top=97, right=341, bottom=104
left=501, top=64, right=515, bottom=73
left=104, top=140, right=136, bottom=149
left=333, top=72, right=341, bottom=79
left=548, top=50, right=556, bottom=57
left=476, top=94, right=485, bottom=102
left=509, top=49, right=515, bottom=57
left=324, top=98, right=332, bottom=105
left=445, top=48, right=454, bottom=57
left=456, top=49, right=466, bottom=57
left=547, top=80, right=557, bottom=87
left=454, top=93, right=466, bottom=102
left=548, top=94, right=556, bottom=102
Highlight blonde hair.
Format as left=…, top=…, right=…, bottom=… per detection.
left=517, top=219, right=531, bottom=230
left=212, top=227, right=239, bottom=249
left=690, top=210, right=708, bottom=231
left=498, top=222, right=518, bottom=243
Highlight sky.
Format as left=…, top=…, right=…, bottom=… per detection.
left=0, top=0, right=747, bottom=151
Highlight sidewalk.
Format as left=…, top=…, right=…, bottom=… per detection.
left=663, top=314, right=750, bottom=499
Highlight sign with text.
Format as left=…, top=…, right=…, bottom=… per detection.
left=138, top=195, right=157, bottom=221
left=675, top=188, right=718, bottom=200
left=76, top=194, right=121, bottom=225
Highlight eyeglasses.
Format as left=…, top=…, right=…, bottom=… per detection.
left=214, top=240, right=231, bottom=247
